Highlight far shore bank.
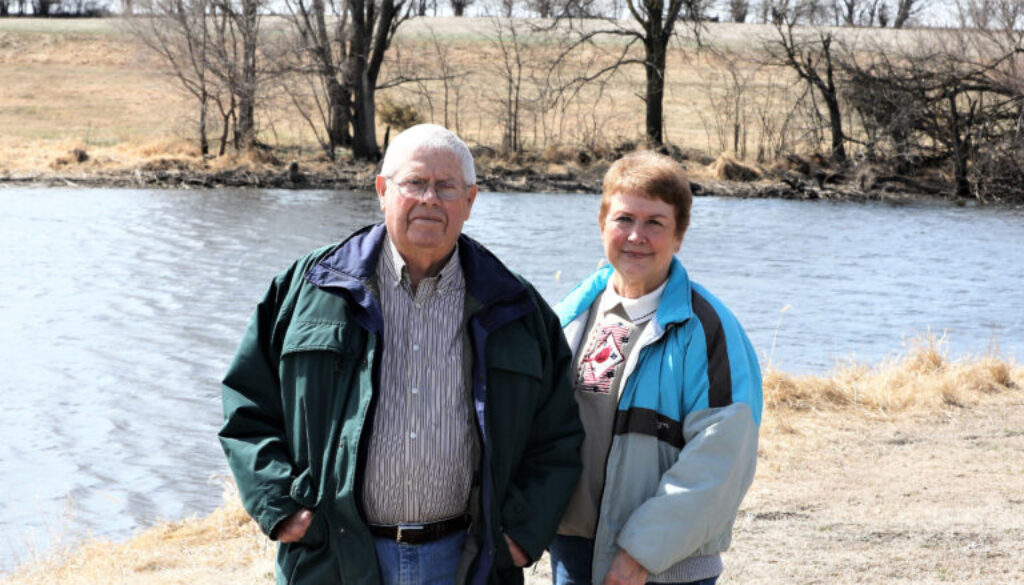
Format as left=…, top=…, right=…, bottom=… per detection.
left=0, top=153, right=965, bottom=205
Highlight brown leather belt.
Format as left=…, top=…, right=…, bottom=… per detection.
left=368, top=516, right=469, bottom=545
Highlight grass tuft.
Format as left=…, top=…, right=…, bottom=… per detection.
left=764, top=334, right=1023, bottom=416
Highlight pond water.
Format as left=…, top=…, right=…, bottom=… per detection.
left=1, top=187, right=1022, bottom=571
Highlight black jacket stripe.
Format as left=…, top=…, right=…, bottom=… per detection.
left=613, top=407, right=684, bottom=449
left=691, top=290, right=733, bottom=409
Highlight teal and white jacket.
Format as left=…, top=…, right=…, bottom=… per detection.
left=555, top=258, right=762, bottom=584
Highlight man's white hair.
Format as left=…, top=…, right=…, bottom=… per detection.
left=380, top=124, right=476, bottom=186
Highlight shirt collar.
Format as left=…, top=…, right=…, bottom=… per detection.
left=381, top=233, right=463, bottom=293
left=598, top=278, right=667, bottom=324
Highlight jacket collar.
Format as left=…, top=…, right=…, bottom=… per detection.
left=555, top=256, right=694, bottom=329
left=306, top=223, right=532, bottom=326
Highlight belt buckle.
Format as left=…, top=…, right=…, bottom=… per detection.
left=395, top=523, right=424, bottom=544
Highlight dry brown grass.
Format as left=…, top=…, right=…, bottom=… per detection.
left=2, top=484, right=276, bottom=585
left=764, top=335, right=1021, bottom=416
left=3, top=339, right=1021, bottom=584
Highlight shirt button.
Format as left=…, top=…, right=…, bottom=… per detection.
left=411, top=387, right=419, bottom=395
left=409, top=432, right=417, bottom=439
left=412, top=344, right=420, bottom=351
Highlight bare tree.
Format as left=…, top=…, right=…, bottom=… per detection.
left=32, top=0, right=55, bottom=15
left=528, top=0, right=550, bottom=15
left=280, top=0, right=413, bottom=159
left=727, top=0, right=749, bottom=22
left=764, top=16, right=847, bottom=162
left=199, top=0, right=264, bottom=149
left=877, top=1, right=889, bottom=26
left=957, top=0, right=998, bottom=28
left=840, top=3, right=1024, bottom=200
left=834, top=0, right=888, bottom=26
left=552, top=0, right=709, bottom=146
left=346, top=0, right=412, bottom=159
left=491, top=18, right=526, bottom=151
left=450, top=0, right=473, bottom=14
left=892, top=0, right=918, bottom=27
left=280, top=0, right=355, bottom=158
left=836, top=0, right=857, bottom=25
left=378, top=24, right=472, bottom=141
left=131, top=0, right=223, bottom=154
left=696, top=48, right=757, bottom=155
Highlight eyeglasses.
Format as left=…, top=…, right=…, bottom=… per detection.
left=387, top=178, right=467, bottom=201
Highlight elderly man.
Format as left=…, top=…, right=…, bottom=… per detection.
left=219, top=124, right=583, bottom=585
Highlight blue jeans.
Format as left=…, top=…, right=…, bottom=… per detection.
left=373, top=529, right=468, bottom=585
left=549, top=534, right=718, bottom=585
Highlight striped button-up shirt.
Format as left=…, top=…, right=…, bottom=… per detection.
left=361, top=236, right=477, bottom=525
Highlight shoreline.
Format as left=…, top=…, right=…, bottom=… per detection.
left=0, top=157, right=963, bottom=204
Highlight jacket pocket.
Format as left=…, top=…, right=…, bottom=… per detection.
left=281, top=320, right=354, bottom=357
left=500, top=485, right=531, bottom=527
left=279, top=320, right=361, bottom=426
left=298, top=509, right=328, bottom=548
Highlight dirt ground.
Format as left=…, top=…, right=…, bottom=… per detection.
left=726, top=393, right=1024, bottom=585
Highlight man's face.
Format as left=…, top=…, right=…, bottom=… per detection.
left=376, top=147, right=477, bottom=263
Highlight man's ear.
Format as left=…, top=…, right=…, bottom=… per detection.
left=463, top=185, right=478, bottom=217
left=376, top=176, right=388, bottom=209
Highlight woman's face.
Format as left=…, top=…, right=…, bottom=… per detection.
left=601, top=192, right=683, bottom=298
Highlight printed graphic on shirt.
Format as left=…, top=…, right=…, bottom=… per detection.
left=578, top=322, right=630, bottom=394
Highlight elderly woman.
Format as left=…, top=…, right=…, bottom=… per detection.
left=550, top=151, right=763, bottom=585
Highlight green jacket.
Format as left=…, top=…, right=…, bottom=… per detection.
left=220, top=223, right=583, bottom=585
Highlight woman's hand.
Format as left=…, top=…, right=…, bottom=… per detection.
left=602, top=549, right=648, bottom=585
left=275, top=509, right=313, bottom=543
left=504, top=534, right=530, bottom=567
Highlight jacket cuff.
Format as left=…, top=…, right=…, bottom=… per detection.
left=258, top=497, right=303, bottom=540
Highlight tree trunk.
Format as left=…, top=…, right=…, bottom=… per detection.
left=234, top=0, right=259, bottom=149
left=645, top=41, right=666, bottom=147
left=199, top=94, right=209, bottom=156
left=220, top=105, right=234, bottom=156
left=949, top=94, right=971, bottom=198
left=825, top=94, right=846, bottom=163
left=352, top=71, right=379, bottom=159
left=821, top=33, right=846, bottom=162
left=326, top=77, right=350, bottom=158
left=893, top=0, right=913, bottom=28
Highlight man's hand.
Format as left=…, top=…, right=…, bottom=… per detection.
left=503, top=534, right=530, bottom=567
left=275, top=509, right=313, bottom=543
left=602, top=549, right=648, bottom=585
